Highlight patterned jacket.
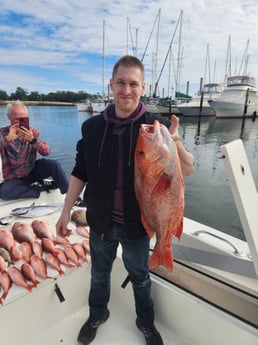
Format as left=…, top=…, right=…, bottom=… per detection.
left=0, top=126, right=50, bottom=180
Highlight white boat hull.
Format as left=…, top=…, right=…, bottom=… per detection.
left=92, top=102, right=108, bottom=114
left=209, top=99, right=258, bottom=118
left=177, top=83, right=223, bottom=116
left=77, top=103, right=93, bottom=113
left=177, top=104, right=215, bottom=116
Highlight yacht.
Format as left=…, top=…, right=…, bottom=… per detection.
left=208, top=75, right=258, bottom=118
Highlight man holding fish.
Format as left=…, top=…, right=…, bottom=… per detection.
left=56, top=55, right=194, bottom=345
left=0, top=101, right=69, bottom=199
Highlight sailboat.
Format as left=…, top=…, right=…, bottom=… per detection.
left=76, top=99, right=93, bottom=113
left=0, top=138, right=257, bottom=344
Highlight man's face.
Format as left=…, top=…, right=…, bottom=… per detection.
left=9, top=105, right=28, bottom=125
left=110, top=65, right=146, bottom=118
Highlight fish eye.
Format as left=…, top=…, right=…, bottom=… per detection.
left=138, top=150, right=144, bottom=157
left=146, top=127, right=154, bottom=133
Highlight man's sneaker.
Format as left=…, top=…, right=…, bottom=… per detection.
left=77, top=309, right=110, bottom=345
left=40, top=178, right=58, bottom=193
left=136, top=318, right=164, bottom=345
left=74, top=197, right=86, bottom=207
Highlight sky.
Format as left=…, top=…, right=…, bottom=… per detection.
left=1, top=0, right=258, bottom=98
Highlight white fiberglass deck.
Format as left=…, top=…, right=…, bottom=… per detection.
left=1, top=138, right=258, bottom=344
left=1, top=254, right=257, bottom=345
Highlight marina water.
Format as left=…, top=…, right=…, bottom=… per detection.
left=1, top=105, right=258, bottom=241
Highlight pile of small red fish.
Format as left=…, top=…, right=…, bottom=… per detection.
left=0, top=220, right=90, bottom=305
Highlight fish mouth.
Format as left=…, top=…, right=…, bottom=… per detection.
left=140, top=120, right=162, bottom=140
left=140, top=124, right=156, bottom=138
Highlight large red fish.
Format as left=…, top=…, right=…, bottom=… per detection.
left=12, top=222, right=37, bottom=244
left=31, top=220, right=55, bottom=240
left=0, top=228, right=22, bottom=261
left=0, top=228, right=16, bottom=251
left=30, top=255, right=53, bottom=279
left=0, top=270, right=12, bottom=304
left=134, top=119, right=184, bottom=271
left=21, top=263, right=40, bottom=288
left=8, top=265, right=34, bottom=292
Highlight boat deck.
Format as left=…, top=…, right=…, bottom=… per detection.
left=0, top=190, right=257, bottom=344
left=1, top=137, right=258, bottom=344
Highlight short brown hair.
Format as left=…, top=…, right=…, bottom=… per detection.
left=112, top=55, right=145, bottom=80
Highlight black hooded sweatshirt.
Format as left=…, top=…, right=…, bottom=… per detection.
left=71, top=102, right=170, bottom=240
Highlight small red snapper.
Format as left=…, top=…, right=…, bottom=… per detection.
left=134, top=119, right=184, bottom=271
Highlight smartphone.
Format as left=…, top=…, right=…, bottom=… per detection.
left=19, top=117, right=30, bottom=130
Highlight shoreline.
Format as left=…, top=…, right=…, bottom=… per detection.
left=0, top=101, right=75, bottom=106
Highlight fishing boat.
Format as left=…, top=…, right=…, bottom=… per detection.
left=91, top=98, right=112, bottom=114
left=0, top=139, right=257, bottom=344
left=208, top=75, right=258, bottom=118
left=177, top=83, right=224, bottom=117
left=76, top=100, right=93, bottom=113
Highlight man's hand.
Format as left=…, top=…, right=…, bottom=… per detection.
left=18, top=126, right=34, bottom=142
left=6, top=123, right=19, bottom=141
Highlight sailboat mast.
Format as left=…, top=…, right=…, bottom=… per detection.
left=102, top=20, right=105, bottom=98
left=175, top=10, right=183, bottom=94
left=224, top=35, right=231, bottom=83
left=153, top=8, right=161, bottom=96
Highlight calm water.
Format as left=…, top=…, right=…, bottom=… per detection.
left=1, top=105, right=258, bottom=241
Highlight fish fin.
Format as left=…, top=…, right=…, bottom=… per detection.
left=149, top=245, right=173, bottom=271
left=141, top=214, right=155, bottom=239
left=153, top=173, right=172, bottom=195
left=175, top=217, right=184, bottom=239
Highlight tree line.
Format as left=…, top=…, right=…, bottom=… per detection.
left=0, top=87, right=101, bottom=103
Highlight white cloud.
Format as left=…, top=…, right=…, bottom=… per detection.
left=0, top=0, right=257, bottom=96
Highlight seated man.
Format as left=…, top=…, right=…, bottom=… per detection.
left=0, top=101, right=69, bottom=200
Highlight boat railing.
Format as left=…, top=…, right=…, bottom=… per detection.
left=192, top=230, right=242, bottom=256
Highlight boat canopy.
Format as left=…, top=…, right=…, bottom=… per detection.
left=227, top=76, right=256, bottom=87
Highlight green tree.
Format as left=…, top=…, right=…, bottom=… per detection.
left=0, top=89, right=9, bottom=100
left=12, top=87, right=28, bottom=101
left=27, top=91, right=42, bottom=101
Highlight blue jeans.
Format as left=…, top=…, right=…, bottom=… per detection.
left=0, top=158, right=68, bottom=200
left=89, top=221, right=154, bottom=327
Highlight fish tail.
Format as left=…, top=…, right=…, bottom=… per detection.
left=27, top=284, right=34, bottom=292
left=58, top=268, right=65, bottom=276
left=34, top=280, right=40, bottom=287
left=149, top=248, right=173, bottom=271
